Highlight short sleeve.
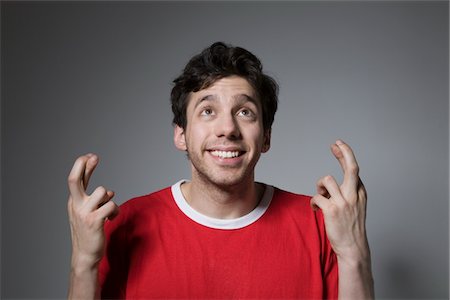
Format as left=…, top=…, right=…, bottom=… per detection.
left=98, top=207, right=130, bottom=299
left=316, top=210, right=339, bottom=299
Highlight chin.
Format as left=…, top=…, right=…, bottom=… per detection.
left=203, top=171, right=253, bottom=189
left=189, top=155, right=257, bottom=189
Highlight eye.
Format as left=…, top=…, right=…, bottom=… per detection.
left=238, top=108, right=254, bottom=118
left=200, top=108, right=214, bottom=116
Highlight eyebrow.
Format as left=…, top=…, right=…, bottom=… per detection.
left=194, top=94, right=217, bottom=108
left=194, top=93, right=259, bottom=109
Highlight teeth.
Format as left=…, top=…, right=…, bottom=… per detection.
left=210, top=150, right=240, bottom=159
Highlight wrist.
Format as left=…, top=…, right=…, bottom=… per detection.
left=334, top=236, right=371, bottom=264
left=337, top=252, right=372, bottom=275
left=69, top=257, right=100, bottom=300
left=336, top=247, right=375, bottom=300
left=71, top=252, right=101, bottom=274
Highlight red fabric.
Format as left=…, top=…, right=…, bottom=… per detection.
left=99, top=186, right=338, bottom=299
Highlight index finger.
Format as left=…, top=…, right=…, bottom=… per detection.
left=82, top=154, right=99, bottom=190
left=67, top=154, right=92, bottom=200
left=331, top=139, right=359, bottom=188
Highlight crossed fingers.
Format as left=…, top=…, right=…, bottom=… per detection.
left=67, top=154, right=118, bottom=221
left=308, top=140, right=369, bottom=258
left=311, top=140, right=366, bottom=211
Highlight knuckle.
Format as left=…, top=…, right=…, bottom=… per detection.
left=82, top=214, right=96, bottom=228
left=67, top=197, right=74, bottom=209
left=105, top=201, right=116, bottom=212
left=74, top=212, right=88, bottom=226
left=348, top=163, right=359, bottom=174
left=77, top=154, right=89, bottom=162
left=338, top=199, right=350, bottom=210
left=80, top=211, right=101, bottom=228
left=99, top=201, right=118, bottom=219
left=95, top=186, right=107, bottom=196
left=324, top=175, right=334, bottom=184
left=101, top=199, right=112, bottom=208
left=73, top=155, right=86, bottom=168
left=328, top=205, right=339, bottom=218
left=67, top=174, right=78, bottom=184
left=340, top=188, right=352, bottom=199
left=358, top=188, right=367, bottom=200
left=67, top=202, right=73, bottom=215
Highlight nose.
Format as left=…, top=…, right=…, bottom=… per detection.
left=214, top=113, right=241, bottom=140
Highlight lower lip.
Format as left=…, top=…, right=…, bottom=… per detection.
left=207, top=151, right=245, bottom=166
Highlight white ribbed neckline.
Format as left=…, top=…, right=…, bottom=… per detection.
left=171, top=179, right=274, bottom=230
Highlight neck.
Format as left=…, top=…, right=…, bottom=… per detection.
left=181, top=175, right=264, bottom=219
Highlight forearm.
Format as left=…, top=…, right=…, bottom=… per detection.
left=68, top=255, right=101, bottom=300
left=337, top=252, right=374, bottom=300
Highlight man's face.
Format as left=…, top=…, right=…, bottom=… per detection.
left=174, top=76, right=271, bottom=188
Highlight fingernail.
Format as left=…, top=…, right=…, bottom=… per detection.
left=336, top=139, right=344, bottom=145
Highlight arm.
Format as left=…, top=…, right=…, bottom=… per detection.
left=311, top=140, right=374, bottom=299
left=67, top=154, right=119, bottom=300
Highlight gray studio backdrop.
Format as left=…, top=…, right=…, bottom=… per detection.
left=1, top=1, right=448, bottom=299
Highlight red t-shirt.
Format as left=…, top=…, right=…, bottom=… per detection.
left=99, top=180, right=338, bottom=299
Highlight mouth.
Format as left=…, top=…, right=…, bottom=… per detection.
left=209, top=150, right=244, bottom=159
left=206, top=145, right=247, bottom=160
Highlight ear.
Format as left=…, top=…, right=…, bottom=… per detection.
left=174, top=125, right=187, bottom=151
left=262, top=129, right=271, bottom=153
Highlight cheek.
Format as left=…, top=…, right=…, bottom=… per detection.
left=185, top=124, right=210, bottom=147
left=243, top=127, right=265, bottom=147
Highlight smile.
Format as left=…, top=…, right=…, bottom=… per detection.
left=209, top=150, right=242, bottom=159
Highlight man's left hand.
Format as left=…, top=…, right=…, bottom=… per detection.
left=310, top=140, right=370, bottom=262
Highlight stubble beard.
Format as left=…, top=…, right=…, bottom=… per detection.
left=186, top=148, right=258, bottom=190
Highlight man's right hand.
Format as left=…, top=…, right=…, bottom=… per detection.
left=67, top=153, right=119, bottom=270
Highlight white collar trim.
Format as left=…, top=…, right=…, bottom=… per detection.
left=171, top=179, right=274, bottom=230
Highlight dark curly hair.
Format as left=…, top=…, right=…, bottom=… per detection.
left=170, top=42, right=278, bottom=132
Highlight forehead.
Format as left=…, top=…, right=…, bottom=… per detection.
left=188, top=76, right=258, bottom=107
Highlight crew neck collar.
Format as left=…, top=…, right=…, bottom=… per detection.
left=171, top=179, right=274, bottom=230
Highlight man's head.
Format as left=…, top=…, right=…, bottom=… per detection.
left=171, top=42, right=279, bottom=187
left=171, top=42, right=278, bottom=133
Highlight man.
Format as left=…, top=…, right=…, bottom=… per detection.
left=67, top=42, right=374, bottom=299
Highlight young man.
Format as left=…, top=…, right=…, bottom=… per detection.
left=67, top=42, right=374, bottom=299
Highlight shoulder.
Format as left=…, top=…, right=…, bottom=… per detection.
left=271, top=186, right=312, bottom=208
left=105, top=185, right=175, bottom=231
left=267, top=185, right=325, bottom=223
left=121, top=186, right=173, bottom=211
left=272, top=187, right=311, bottom=201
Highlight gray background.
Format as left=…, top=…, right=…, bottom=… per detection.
left=1, top=1, right=448, bottom=299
